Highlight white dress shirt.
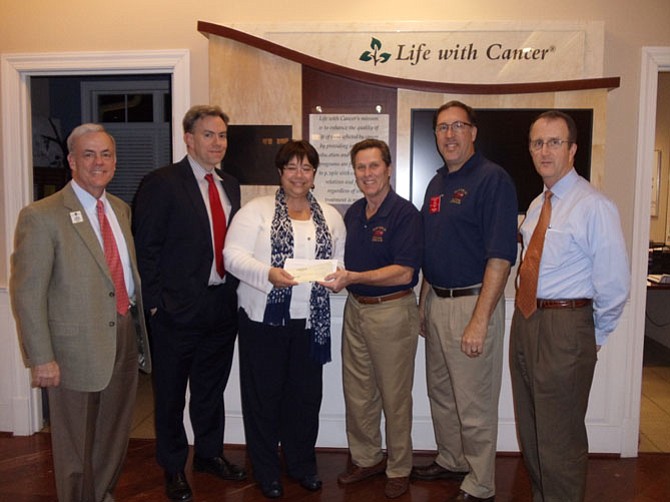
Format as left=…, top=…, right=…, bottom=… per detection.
left=187, top=155, right=232, bottom=285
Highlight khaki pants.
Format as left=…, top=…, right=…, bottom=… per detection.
left=424, top=289, right=505, bottom=499
left=342, top=292, right=419, bottom=478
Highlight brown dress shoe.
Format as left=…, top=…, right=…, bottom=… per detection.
left=449, top=489, right=495, bottom=501
left=385, top=476, right=409, bottom=498
left=337, top=457, right=387, bottom=484
left=411, top=461, right=468, bottom=481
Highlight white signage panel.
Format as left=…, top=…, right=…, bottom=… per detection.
left=269, top=30, right=586, bottom=83
left=309, top=114, right=390, bottom=206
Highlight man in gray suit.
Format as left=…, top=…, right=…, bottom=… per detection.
left=10, top=123, right=151, bottom=502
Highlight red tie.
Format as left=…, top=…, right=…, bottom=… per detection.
left=516, top=191, right=553, bottom=318
left=96, top=200, right=130, bottom=315
left=205, top=173, right=226, bottom=278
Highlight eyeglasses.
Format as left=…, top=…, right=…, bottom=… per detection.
left=529, top=138, right=571, bottom=152
left=435, top=121, right=473, bottom=134
left=283, top=164, right=315, bottom=174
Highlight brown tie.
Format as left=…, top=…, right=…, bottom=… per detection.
left=516, top=191, right=553, bottom=318
left=205, top=173, right=227, bottom=278
left=96, top=200, right=130, bottom=315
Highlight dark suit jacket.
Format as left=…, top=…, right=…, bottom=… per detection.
left=9, top=182, right=151, bottom=392
left=133, top=156, right=241, bottom=324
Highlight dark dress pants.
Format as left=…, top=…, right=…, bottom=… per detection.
left=510, top=305, right=597, bottom=502
left=238, top=309, right=323, bottom=485
left=151, top=285, right=238, bottom=474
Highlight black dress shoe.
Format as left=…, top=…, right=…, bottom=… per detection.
left=193, top=455, right=247, bottom=481
left=165, top=471, right=192, bottom=501
left=298, top=474, right=322, bottom=491
left=449, top=489, right=495, bottom=501
left=260, top=480, right=283, bottom=499
left=411, top=461, right=469, bottom=481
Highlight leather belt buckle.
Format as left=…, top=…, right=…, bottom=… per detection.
left=536, top=298, right=592, bottom=309
left=352, top=289, right=412, bottom=305
left=432, top=286, right=482, bottom=298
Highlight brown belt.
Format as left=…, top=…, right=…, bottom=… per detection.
left=536, top=298, right=592, bottom=309
left=432, top=286, right=481, bottom=298
left=351, top=289, right=413, bottom=305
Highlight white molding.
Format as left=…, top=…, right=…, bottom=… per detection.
left=0, top=49, right=190, bottom=435
left=623, top=46, right=670, bottom=457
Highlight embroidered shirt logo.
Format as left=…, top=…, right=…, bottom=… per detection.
left=371, top=226, right=386, bottom=242
left=450, top=189, right=468, bottom=204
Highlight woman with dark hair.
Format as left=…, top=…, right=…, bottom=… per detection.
left=224, top=140, right=346, bottom=499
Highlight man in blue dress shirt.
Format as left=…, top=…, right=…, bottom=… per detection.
left=511, top=110, right=630, bottom=502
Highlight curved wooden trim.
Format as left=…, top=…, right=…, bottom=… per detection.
left=198, top=21, right=620, bottom=95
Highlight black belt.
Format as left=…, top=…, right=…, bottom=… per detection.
left=432, top=286, right=481, bottom=298
left=351, top=289, right=413, bottom=305
left=537, top=298, right=592, bottom=309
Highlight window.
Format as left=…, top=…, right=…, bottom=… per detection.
left=81, top=79, right=172, bottom=203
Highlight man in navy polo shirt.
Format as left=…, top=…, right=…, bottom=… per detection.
left=321, top=139, right=422, bottom=499
left=412, top=101, right=518, bottom=502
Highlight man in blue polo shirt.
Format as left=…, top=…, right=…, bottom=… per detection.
left=321, top=139, right=422, bottom=499
left=412, top=101, right=518, bottom=502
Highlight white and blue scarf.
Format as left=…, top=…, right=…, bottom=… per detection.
left=263, top=187, right=334, bottom=364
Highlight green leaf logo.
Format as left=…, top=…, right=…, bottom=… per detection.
left=359, top=37, right=392, bottom=66
left=359, top=51, right=373, bottom=62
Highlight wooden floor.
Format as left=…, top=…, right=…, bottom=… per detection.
left=4, top=338, right=668, bottom=501
left=2, top=433, right=670, bottom=501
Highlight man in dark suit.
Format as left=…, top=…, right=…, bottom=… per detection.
left=133, top=105, right=244, bottom=501
left=10, top=123, right=151, bottom=501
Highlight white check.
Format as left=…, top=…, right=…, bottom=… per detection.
left=284, top=258, right=338, bottom=283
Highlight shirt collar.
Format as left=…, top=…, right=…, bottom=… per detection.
left=71, top=179, right=107, bottom=212
left=545, top=167, right=578, bottom=200
left=438, top=151, right=481, bottom=178
left=187, top=155, right=221, bottom=181
left=361, top=189, right=397, bottom=222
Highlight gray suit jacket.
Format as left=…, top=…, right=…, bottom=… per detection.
left=10, top=182, right=151, bottom=392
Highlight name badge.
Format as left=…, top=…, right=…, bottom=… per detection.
left=429, top=195, right=442, bottom=214
left=69, top=211, right=84, bottom=224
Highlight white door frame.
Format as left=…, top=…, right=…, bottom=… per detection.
left=622, top=46, right=670, bottom=456
left=0, top=49, right=190, bottom=435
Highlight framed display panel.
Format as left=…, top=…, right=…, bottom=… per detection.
left=221, top=124, right=292, bottom=185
